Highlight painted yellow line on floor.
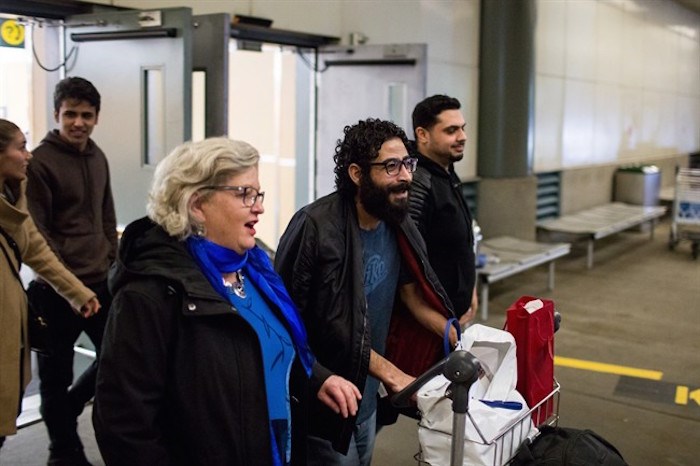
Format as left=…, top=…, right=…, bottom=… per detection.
left=675, top=386, right=689, bottom=404
left=554, top=356, right=663, bottom=380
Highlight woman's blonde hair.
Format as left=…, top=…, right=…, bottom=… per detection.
left=147, top=137, right=259, bottom=238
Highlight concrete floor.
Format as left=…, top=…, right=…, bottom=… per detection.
left=2, top=219, right=699, bottom=465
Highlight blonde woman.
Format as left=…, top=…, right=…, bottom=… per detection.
left=93, top=137, right=360, bottom=466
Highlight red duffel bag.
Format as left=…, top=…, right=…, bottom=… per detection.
left=505, top=296, right=555, bottom=425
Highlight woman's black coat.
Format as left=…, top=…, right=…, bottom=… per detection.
left=93, top=217, right=314, bottom=466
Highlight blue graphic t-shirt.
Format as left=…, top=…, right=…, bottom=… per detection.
left=357, top=221, right=400, bottom=423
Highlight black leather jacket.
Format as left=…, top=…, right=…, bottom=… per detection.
left=408, top=148, right=476, bottom=317
left=275, top=192, right=454, bottom=454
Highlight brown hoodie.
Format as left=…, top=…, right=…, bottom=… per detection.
left=27, top=130, right=117, bottom=284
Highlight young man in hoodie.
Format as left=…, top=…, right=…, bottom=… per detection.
left=27, top=76, right=117, bottom=466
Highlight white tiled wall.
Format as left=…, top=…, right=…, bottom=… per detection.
left=593, top=82, right=622, bottom=162
left=534, top=75, right=564, bottom=172
left=106, top=0, right=699, bottom=178
left=535, top=0, right=700, bottom=172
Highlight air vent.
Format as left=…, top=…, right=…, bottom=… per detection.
left=536, top=172, right=560, bottom=221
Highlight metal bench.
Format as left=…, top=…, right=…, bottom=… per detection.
left=476, top=236, right=571, bottom=320
left=536, top=202, right=666, bottom=269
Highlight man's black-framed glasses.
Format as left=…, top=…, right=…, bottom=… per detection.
left=369, top=156, right=418, bottom=176
left=202, top=185, right=265, bottom=207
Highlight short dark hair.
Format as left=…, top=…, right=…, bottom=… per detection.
left=333, top=118, right=409, bottom=199
left=54, top=77, right=101, bottom=114
left=412, top=94, right=461, bottom=138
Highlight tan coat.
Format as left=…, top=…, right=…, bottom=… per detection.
left=0, top=180, right=94, bottom=436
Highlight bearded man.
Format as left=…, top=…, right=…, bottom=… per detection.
left=275, top=118, right=456, bottom=466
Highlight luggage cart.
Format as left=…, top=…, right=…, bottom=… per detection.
left=668, top=168, right=700, bottom=259
left=392, top=352, right=560, bottom=466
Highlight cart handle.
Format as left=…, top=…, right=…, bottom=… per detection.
left=390, top=350, right=481, bottom=409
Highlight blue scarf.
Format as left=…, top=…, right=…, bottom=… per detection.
left=186, top=236, right=314, bottom=376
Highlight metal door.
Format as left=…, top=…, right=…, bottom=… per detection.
left=316, top=43, right=427, bottom=197
left=65, top=8, right=193, bottom=225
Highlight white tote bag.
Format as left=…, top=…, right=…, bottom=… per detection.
left=417, top=324, right=537, bottom=466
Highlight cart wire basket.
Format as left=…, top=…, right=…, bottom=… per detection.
left=415, top=379, right=561, bottom=466
left=669, top=167, right=700, bottom=259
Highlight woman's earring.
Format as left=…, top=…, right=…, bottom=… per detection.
left=194, top=223, right=206, bottom=237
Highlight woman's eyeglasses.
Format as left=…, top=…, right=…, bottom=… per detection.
left=369, top=156, right=418, bottom=176
left=202, top=185, right=265, bottom=207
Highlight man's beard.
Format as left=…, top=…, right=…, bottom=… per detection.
left=427, top=140, right=464, bottom=165
left=439, top=145, right=463, bottom=164
left=359, top=174, right=410, bottom=226
left=448, top=151, right=464, bottom=163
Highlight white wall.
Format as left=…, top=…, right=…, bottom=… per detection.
left=534, top=0, right=700, bottom=173
left=89, top=0, right=699, bottom=179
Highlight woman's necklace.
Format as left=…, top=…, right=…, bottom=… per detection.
left=223, top=270, right=246, bottom=298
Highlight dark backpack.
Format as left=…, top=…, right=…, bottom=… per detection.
left=513, top=425, right=628, bottom=465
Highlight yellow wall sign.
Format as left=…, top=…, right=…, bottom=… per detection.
left=1, top=19, right=25, bottom=48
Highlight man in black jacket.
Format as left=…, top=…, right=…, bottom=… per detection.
left=275, top=119, right=456, bottom=466
left=409, top=95, right=478, bottom=325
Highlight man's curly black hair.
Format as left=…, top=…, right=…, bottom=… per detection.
left=333, top=118, right=410, bottom=199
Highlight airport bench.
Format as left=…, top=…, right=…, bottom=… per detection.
left=536, top=202, right=666, bottom=269
left=476, top=236, right=571, bottom=320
